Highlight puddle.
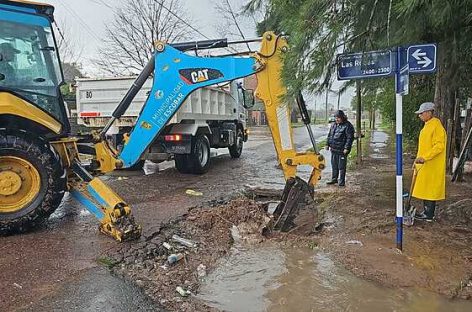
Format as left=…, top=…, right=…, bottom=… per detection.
left=370, top=130, right=390, bottom=160
left=371, top=130, right=389, bottom=144
left=199, top=246, right=472, bottom=312
left=198, top=246, right=286, bottom=312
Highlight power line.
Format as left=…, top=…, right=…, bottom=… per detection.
left=155, top=0, right=210, bottom=40
left=58, top=2, right=101, bottom=42
left=87, top=0, right=114, bottom=10
left=155, top=0, right=239, bottom=54
left=222, top=0, right=251, bottom=51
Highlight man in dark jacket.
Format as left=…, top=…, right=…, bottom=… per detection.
left=326, top=110, right=355, bottom=186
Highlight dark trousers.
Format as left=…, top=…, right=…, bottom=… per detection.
left=423, top=200, right=436, bottom=218
left=331, top=152, right=347, bottom=184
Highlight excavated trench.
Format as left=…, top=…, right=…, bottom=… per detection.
left=103, top=191, right=472, bottom=312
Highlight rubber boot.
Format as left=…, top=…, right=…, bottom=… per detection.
left=424, top=200, right=436, bottom=219
left=338, top=170, right=346, bottom=187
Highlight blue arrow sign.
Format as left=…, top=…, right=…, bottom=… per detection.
left=407, top=44, right=437, bottom=73
left=337, top=50, right=393, bottom=80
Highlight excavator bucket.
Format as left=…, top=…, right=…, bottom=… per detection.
left=273, top=177, right=315, bottom=232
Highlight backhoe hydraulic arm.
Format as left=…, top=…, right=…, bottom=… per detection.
left=82, top=31, right=325, bottom=239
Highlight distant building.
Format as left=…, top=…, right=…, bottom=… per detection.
left=244, top=75, right=267, bottom=126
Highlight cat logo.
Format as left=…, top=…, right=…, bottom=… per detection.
left=191, top=69, right=209, bottom=83
left=179, top=68, right=223, bottom=85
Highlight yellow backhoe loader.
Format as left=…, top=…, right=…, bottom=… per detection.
left=0, top=0, right=325, bottom=241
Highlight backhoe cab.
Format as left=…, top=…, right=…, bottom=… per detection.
left=0, top=0, right=140, bottom=241
left=0, top=0, right=325, bottom=241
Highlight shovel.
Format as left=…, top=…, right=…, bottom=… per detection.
left=403, top=165, right=419, bottom=226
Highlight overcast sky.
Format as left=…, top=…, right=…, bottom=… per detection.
left=41, top=0, right=352, bottom=110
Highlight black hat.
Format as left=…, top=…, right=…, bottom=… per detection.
left=334, top=110, right=345, bottom=118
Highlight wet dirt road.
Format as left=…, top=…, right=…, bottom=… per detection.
left=0, top=125, right=329, bottom=311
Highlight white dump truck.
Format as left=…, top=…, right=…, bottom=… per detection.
left=75, top=77, right=249, bottom=173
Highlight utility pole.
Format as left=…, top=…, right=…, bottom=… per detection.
left=337, top=91, right=341, bottom=110
left=314, top=100, right=317, bottom=124
left=356, top=81, right=362, bottom=164
left=325, top=88, right=329, bottom=121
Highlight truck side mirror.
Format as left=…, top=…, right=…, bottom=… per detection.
left=242, top=89, right=255, bottom=109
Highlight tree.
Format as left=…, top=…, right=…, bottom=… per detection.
left=245, top=0, right=472, bottom=147
left=97, top=0, right=194, bottom=75
left=56, top=19, right=83, bottom=66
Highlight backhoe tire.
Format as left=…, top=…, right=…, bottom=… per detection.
left=0, top=129, right=66, bottom=234
left=229, top=129, right=244, bottom=158
left=174, top=154, right=193, bottom=174
left=189, top=134, right=210, bottom=174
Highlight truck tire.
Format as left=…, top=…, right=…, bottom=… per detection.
left=229, top=129, right=244, bottom=158
left=174, top=154, right=193, bottom=174
left=0, top=129, right=66, bottom=234
left=189, top=134, right=210, bottom=174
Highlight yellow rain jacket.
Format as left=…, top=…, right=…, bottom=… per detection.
left=412, top=117, right=446, bottom=201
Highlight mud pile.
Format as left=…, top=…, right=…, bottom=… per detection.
left=109, top=198, right=273, bottom=311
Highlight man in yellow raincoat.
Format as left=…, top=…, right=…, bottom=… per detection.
left=413, top=102, right=446, bottom=221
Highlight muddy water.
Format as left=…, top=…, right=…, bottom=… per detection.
left=199, top=246, right=472, bottom=312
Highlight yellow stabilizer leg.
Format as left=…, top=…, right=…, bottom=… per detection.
left=70, top=176, right=141, bottom=242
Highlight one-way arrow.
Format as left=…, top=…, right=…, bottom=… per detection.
left=417, top=56, right=432, bottom=68
left=412, top=49, right=426, bottom=60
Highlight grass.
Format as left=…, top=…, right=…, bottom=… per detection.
left=347, top=129, right=373, bottom=169
left=306, top=138, right=327, bottom=153
left=291, top=120, right=330, bottom=128
left=96, top=256, right=118, bottom=269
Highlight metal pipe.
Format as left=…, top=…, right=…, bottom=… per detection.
left=100, top=55, right=156, bottom=137
left=296, top=92, right=318, bottom=154
left=306, top=124, right=319, bottom=154
left=171, top=38, right=263, bottom=52
left=227, top=38, right=262, bottom=45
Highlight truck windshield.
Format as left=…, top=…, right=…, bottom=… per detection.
left=0, top=10, right=64, bottom=122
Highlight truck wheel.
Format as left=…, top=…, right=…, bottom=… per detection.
left=174, top=154, right=192, bottom=173
left=0, top=129, right=66, bottom=234
left=189, top=134, right=210, bottom=174
left=229, top=129, right=244, bottom=158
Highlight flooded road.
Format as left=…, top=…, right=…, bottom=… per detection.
left=0, top=124, right=329, bottom=311
left=199, top=245, right=472, bottom=312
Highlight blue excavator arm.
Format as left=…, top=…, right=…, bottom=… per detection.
left=69, top=32, right=325, bottom=241
left=118, top=44, right=259, bottom=167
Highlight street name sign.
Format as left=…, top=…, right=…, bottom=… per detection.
left=337, top=50, right=393, bottom=80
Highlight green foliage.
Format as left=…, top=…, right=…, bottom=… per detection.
left=96, top=256, right=118, bottom=269
left=348, top=75, right=434, bottom=143
left=244, top=0, right=472, bottom=135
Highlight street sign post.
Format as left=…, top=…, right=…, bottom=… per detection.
left=337, top=50, right=392, bottom=80
left=394, top=46, right=408, bottom=250
left=336, top=43, right=437, bottom=251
